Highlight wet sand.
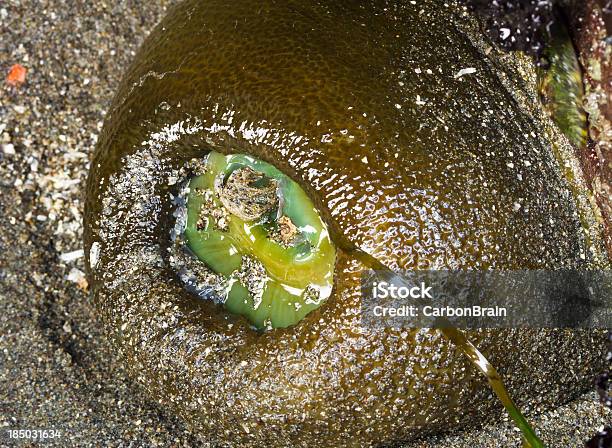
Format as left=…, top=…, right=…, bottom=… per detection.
left=0, top=1, right=609, bottom=447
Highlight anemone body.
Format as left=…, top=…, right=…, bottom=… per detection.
left=84, top=1, right=609, bottom=446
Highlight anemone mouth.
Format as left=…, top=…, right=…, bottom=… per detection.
left=170, top=151, right=336, bottom=330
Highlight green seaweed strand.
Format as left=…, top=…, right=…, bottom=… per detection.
left=441, top=327, right=545, bottom=448
left=353, top=250, right=545, bottom=448
left=538, top=17, right=587, bottom=149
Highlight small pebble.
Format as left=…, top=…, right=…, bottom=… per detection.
left=2, top=143, right=15, bottom=155
left=59, top=249, right=85, bottom=262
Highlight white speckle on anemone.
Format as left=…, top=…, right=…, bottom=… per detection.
left=89, top=241, right=101, bottom=270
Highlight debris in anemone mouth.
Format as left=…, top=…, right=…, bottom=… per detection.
left=218, top=166, right=279, bottom=221
left=270, top=215, right=301, bottom=247
left=194, top=187, right=230, bottom=232
left=231, top=255, right=267, bottom=310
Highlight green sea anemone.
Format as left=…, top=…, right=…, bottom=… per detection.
left=183, top=151, right=335, bottom=328
left=84, top=1, right=609, bottom=446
